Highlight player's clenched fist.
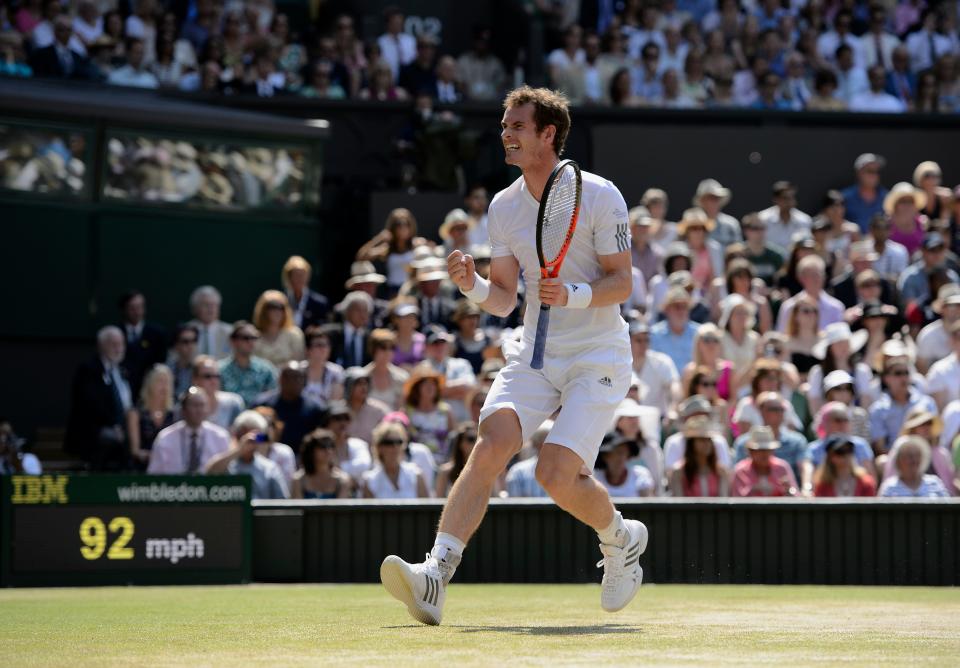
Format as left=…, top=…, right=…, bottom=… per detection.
left=539, top=277, right=569, bottom=307
left=447, top=250, right=476, bottom=291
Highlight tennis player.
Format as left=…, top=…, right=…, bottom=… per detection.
left=380, top=86, right=647, bottom=625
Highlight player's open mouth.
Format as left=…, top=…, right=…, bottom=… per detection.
left=505, top=144, right=520, bottom=152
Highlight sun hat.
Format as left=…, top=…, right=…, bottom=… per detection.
left=597, top=431, right=640, bottom=463
left=811, top=322, right=869, bottom=360
left=613, top=398, right=646, bottom=422
left=415, top=259, right=448, bottom=282
left=823, top=370, right=855, bottom=394
left=883, top=182, right=926, bottom=215
left=451, top=299, right=482, bottom=323
left=854, top=153, right=885, bottom=171
left=344, top=261, right=387, bottom=289
left=932, top=283, right=960, bottom=314
left=746, top=425, right=780, bottom=450
left=900, top=405, right=942, bottom=437
left=692, top=178, right=731, bottom=208
left=677, top=207, right=716, bottom=235
left=662, top=286, right=692, bottom=308
left=679, top=395, right=713, bottom=420
left=682, top=415, right=719, bottom=439
left=438, top=208, right=475, bottom=241
left=849, top=240, right=879, bottom=262
left=912, top=160, right=942, bottom=186
left=392, top=302, right=420, bottom=318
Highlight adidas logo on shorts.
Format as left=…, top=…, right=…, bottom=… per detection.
left=598, top=376, right=613, bottom=387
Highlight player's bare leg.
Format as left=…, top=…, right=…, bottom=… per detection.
left=380, top=409, right=521, bottom=625
left=536, top=444, right=648, bottom=612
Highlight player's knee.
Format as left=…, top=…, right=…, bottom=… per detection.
left=468, top=435, right=516, bottom=480
left=535, top=458, right=571, bottom=496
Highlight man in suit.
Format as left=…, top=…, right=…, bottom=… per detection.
left=188, top=285, right=233, bottom=359
left=344, top=261, right=390, bottom=328
left=147, top=387, right=231, bottom=474
left=325, top=292, right=374, bottom=369
left=65, top=326, right=133, bottom=470
left=415, top=261, right=456, bottom=330
left=118, top=290, right=167, bottom=397
left=884, top=47, right=915, bottom=107
left=282, top=255, right=329, bottom=329
left=30, top=15, right=93, bottom=80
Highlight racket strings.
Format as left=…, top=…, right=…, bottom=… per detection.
left=540, top=167, right=579, bottom=262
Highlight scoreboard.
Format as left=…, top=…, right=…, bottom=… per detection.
left=1, top=475, right=251, bottom=586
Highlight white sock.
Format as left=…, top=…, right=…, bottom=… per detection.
left=431, top=532, right=465, bottom=563
left=597, top=511, right=629, bottom=547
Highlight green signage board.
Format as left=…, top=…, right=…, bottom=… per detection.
left=0, top=475, right=252, bottom=587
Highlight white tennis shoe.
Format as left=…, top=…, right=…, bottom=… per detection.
left=597, top=519, right=648, bottom=612
left=380, top=552, right=459, bottom=626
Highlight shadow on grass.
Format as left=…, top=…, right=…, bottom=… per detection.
left=383, top=624, right=642, bottom=636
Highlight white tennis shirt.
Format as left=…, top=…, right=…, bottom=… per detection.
left=488, top=170, right=632, bottom=356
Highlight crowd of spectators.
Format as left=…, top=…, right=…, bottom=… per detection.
left=9, top=151, right=951, bottom=500
left=1, top=0, right=959, bottom=113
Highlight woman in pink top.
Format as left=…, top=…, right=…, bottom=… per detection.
left=678, top=208, right=723, bottom=291
left=669, top=416, right=730, bottom=497
left=885, top=182, right=927, bottom=256
left=682, top=323, right=734, bottom=401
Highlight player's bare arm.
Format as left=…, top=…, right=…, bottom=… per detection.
left=539, top=250, right=632, bottom=307
left=447, top=249, right=519, bottom=318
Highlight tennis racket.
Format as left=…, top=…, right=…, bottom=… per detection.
left=530, top=159, right=582, bottom=370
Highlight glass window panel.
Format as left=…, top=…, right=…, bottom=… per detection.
left=0, top=123, right=89, bottom=197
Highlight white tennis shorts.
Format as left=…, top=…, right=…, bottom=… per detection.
left=480, top=337, right=632, bottom=469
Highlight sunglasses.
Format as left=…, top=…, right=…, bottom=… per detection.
left=378, top=438, right=405, bottom=446
left=761, top=404, right=784, bottom=412
left=860, top=282, right=880, bottom=289
left=330, top=414, right=351, bottom=422
left=698, top=380, right=717, bottom=387
left=886, top=369, right=910, bottom=377
left=178, top=337, right=198, bottom=345
left=830, top=447, right=854, bottom=456
left=701, top=337, right=720, bottom=344
left=199, top=373, right=220, bottom=380
left=235, top=334, right=259, bottom=341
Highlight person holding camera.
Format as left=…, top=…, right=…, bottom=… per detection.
left=203, top=410, right=289, bottom=499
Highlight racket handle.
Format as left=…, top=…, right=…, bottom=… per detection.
left=530, top=304, right=551, bottom=370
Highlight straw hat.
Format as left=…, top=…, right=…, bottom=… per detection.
left=415, top=258, right=448, bottom=282
left=403, top=362, right=446, bottom=401
left=692, top=178, right=731, bottom=208
left=344, top=261, right=386, bottom=289
left=438, top=208, right=475, bottom=241
left=811, top=322, right=868, bottom=360
left=677, top=207, right=716, bottom=235
left=682, top=415, right=719, bottom=439
left=883, top=182, right=926, bottom=215
left=409, top=245, right=439, bottom=269
left=745, top=425, right=780, bottom=450
left=451, top=299, right=482, bottom=323
left=900, top=405, right=942, bottom=437
left=679, top=395, right=713, bottom=420
left=849, top=240, right=878, bottom=262
left=662, top=286, right=692, bottom=308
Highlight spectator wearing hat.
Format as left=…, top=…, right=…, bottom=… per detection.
left=806, top=322, right=874, bottom=413
left=505, top=419, right=552, bottom=498
left=641, top=187, right=677, bottom=250
left=802, top=401, right=876, bottom=491
left=867, top=213, right=909, bottom=279
left=251, top=290, right=305, bottom=369
left=731, top=426, right=798, bottom=497
left=612, top=398, right=663, bottom=494
left=719, top=294, right=759, bottom=380
left=740, top=210, right=785, bottom=285
left=327, top=291, right=375, bottom=369
left=656, top=270, right=710, bottom=324
left=830, top=240, right=896, bottom=309
left=809, top=216, right=842, bottom=280
left=841, top=154, right=889, bottom=233
left=776, top=254, right=845, bottom=333
left=217, top=322, right=278, bottom=408
left=732, top=358, right=804, bottom=437
left=630, top=320, right=681, bottom=419
left=361, top=421, right=430, bottom=499
left=451, top=300, right=490, bottom=375
left=253, top=362, right=326, bottom=457
left=663, top=395, right=731, bottom=471
left=885, top=182, right=928, bottom=257
left=650, top=286, right=699, bottom=372
left=188, top=285, right=232, bottom=360
left=439, top=208, right=475, bottom=256
left=678, top=208, right=724, bottom=292
left=362, top=328, right=409, bottom=410
left=190, top=355, right=245, bottom=431
left=897, top=233, right=959, bottom=307
left=669, top=415, right=730, bottom=497
left=856, top=301, right=902, bottom=369
left=883, top=406, right=956, bottom=494
left=916, top=285, right=960, bottom=372
left=821, top=370, right=871, bottom=441
left=302, top=327, right=345, bottom=408
left=290, top=429, right=352, bottom=499
left=594, top=431, right=655, bottom=498
left=878, top=435, right=950, bottom=497
left=281, top=255, right=329, bottom=330
left=812, top=434, right=877, bottom=497
left=323, top=399, right=372, bottom=485
left=403, top=363, right=455, bottom=460
left=414, top=259, right=456, bottom=330
left=757, top=181, right=812, bottom=252
left=148, top=387, right=231, bottom=474
left=733, top=391, right=807, bottom=483
left=868, top=357, right=937, bottom=455
left=926, top=322, right=960, bottom=411
left=116, top=290, right=168, bottom=398
left=344, top=367, right=389, bottom=445
left=692, top=178, right=741, bottom=247
left=422, top=325, right=477, bottom=423
left=344, top=262, right=391, bottom=329
left=389, top=300, right=425, bottom=370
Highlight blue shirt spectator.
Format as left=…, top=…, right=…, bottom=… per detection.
left=868, top=389, right=937, bottom=453
left=804, top=434, right=874, bottom=468
left=841, top=184, right=889, bottom=233
left=650, top=311, right=698, bottom=373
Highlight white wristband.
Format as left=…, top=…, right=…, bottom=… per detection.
left=565, top=282, right=592, bottom=308
left=460, top=275, right=490, bottom=303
